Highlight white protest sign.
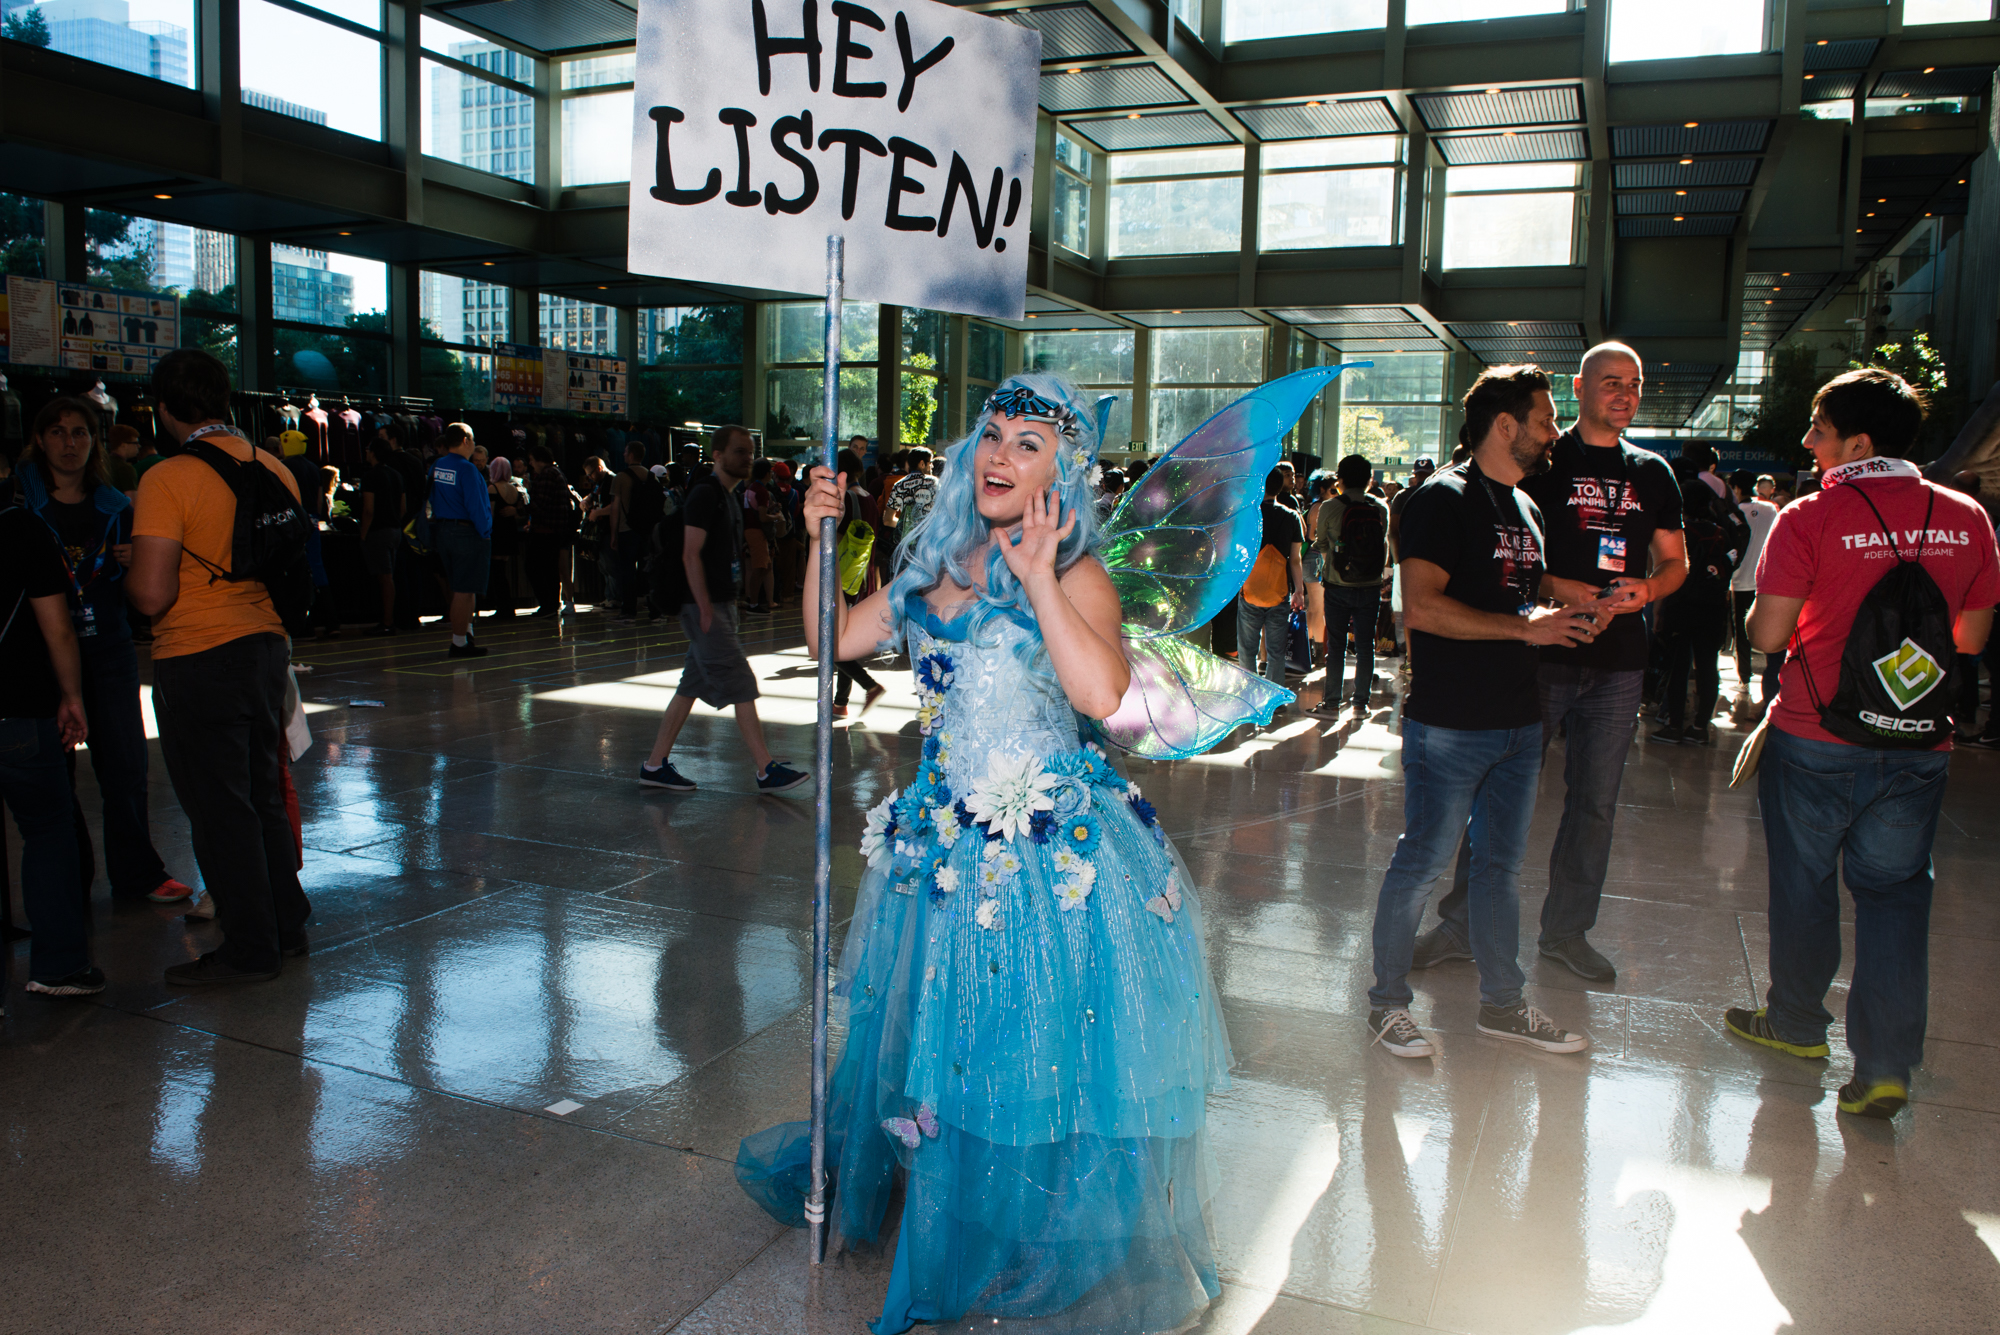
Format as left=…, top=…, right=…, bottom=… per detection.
left=627, top=0, right=1041, bottom=320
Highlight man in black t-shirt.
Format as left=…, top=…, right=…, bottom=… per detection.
left=1417, top=343, right=1688, bottom=986
left=0, top=505, right=99, bottom=997
left=639, top=426, right=809, bottom=796
left=1365, top=366, right=1598, bottom=1061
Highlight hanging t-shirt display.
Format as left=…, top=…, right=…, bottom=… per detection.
left=1398, top=458, right=1548, bottom=731
left=1520, top=430, right=1682, bottom=672
left=300, top=404, right=330, bottom=459
left=332, top=406, right=364, bottom=472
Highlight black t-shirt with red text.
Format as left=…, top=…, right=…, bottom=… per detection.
left=1398, top=459, right=1547, bottom=730
left=1519, top=430, right=1682, bottom=671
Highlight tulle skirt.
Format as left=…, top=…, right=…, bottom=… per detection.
left=737, top=781, right=1232, bottom=1333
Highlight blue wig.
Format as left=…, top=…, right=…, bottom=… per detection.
left=882, top=371, right=1113, bottom=653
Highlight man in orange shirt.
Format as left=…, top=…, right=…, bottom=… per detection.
left=129, top=350, right=312, bottom=985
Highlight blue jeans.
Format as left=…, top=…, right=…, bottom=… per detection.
left=1436, top=664, right=1643, bottom=947
left=1237, top=598, right=1291, bottom=689
left=1370, top=719, right=1542, bottom=1011
left=1323, top=584, right=1380, bottom=705
left=0, top=717, right=90, bottom=985
left=1759, top=728, right=1948, bottom=1087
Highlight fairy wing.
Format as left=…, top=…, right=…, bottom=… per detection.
left=1091, top=364, right=1366, bottom=761
left=1100, top=364, right=1365, bottom=638
left=1095, top=635, right=1293, bottom=760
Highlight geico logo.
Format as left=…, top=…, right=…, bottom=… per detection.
left=1859, top=711, right=1935, bottom=732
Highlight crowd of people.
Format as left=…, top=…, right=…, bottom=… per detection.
left=1, top=337, right=1996, bottom=1335
left=0, top=339, right=1994, bottom=1136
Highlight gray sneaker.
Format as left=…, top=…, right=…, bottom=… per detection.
left=1411, top=924, right=1474, bottom=969
left=1540, top=935, right=1616, bottom=982
left=1477, top=1003, right=1590, bottom=1053
left=1368, top=1008, right=1436, bottom=1058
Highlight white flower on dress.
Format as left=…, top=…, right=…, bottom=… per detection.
left=937, top=818, right=961, bottom=849
left=977, top=862, right=1008, bottom=893
left=1054, top=876, right=1093, bottom=912
left=1051, top=847, right=1085, bottom=876
left=963, top=753, right=1058, bottom=842
left=1066, top=862, right=1097, bottom=890
left=860, top=794, right=899, bottom=869
left=936, top=866, right=960, bottom=895
left=975, top=898, right=1004, bottom=930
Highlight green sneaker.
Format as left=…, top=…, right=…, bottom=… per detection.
left=1723, top=1007, right=1830, bottom=1060
left=1837, top=1079, right=1909, bottom=1119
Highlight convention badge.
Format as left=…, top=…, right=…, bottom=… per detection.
left=1597, top=534, right=1627, bottom=572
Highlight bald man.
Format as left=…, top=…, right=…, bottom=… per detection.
left=1415, top=342, right=1688, bottom=984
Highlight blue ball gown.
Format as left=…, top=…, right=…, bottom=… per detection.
left=737, top=593, right=1234, bottom=1334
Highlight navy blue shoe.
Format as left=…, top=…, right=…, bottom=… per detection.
left=757, top=761, right=811, bottom=794
left=640, top=761, right=696, bottom=792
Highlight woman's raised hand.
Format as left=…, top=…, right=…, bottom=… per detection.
left=802, top=464, right=846, bottom=538
left=999, top=485, right=1076, bottom=584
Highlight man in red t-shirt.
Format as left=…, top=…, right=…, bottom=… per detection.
left=1725, top=369, right=1998, bottom=1119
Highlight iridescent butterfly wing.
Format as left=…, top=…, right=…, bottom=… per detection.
left=1094, top=364, right=1368, bottom=760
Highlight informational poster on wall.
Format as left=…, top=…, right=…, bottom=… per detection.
left=563, top=351, right=628, bottom=415
left=493, top=341, right=546, bottom=407
left=625, top=0, right=1040, bottom=320
left=493, top=341, right=628, bottom=414
left=1, top=275, right=178, bottom=374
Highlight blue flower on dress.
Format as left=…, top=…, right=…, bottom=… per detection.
left=914, top=652, right=955, bottom=735
left=916, top=652, right=954, bottom=695
left=1127, top=793, right=1158, bottom=828
left=1056, top=811, right=1102, bottom=857
left=1028, top=809, right=1056, bottom=844
left=1048, top=777, right=1091, bottom=819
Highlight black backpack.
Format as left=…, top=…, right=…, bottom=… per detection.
left=1322, top=493, right=1388, bottom=583
left=647, top=480, right=710, bottom=614
left=183, top=438, right=314, bottom=636
left=624, top=464, right=666, bottom=542
left=1799, top=485, right=1960, bottom=748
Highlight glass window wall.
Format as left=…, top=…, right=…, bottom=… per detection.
left=1023, top=329, right=1133, bottom=446
left=1109, top=147, right=1244, bottom=258
left=1335, top=351, right=1446, bottom=473
left=1442, top=163, right=1577, bottom=269
left=1052, top=131, right=1092, bottom=258
left=1150, top=326, right=1266, bottom=449
left=563, top=90, right=635, bottom=186
left=1224, top=0, right=1385, bottom=43
left=539, top=295, right=615, bottom=354
left=240, top=0, right=383, bottom=139
left=1609, top=0, right=1766, bottom=63
left=563, top=52, right=636, bottom=89
left=766, top=300, right=880, bottom=442
left=422, top=58, right=536, bottom=184
left=7, top=0, right=195, bottom=87
left=420, top=272, right=509, bottom=348
left=1905, top=0, right=1993, bottom=20
left=1408, top=0, right=1566, bottom=21
left=1260, top=137, right=1400, bottom=251
left=636, top=305, right=743, bottom=426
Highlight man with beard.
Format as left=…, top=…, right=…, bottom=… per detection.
left=1365, top=366, right=1600, bottom=1059
left=1416, top=342, right=1687, bottom=984
left=640, top=426, right=810, bottom=795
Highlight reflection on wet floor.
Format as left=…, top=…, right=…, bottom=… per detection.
left=6, top=607, right=2000, bottom=1333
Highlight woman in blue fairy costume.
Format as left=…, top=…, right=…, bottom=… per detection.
left=736, top=372, right=1235, bottom=1334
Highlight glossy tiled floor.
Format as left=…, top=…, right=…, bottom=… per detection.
left=7, top=607, right=2000, bottom=1334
